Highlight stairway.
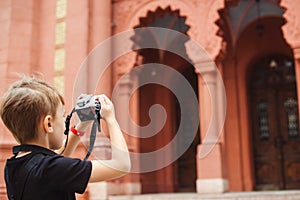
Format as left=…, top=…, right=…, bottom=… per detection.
left=109, top=191, right=300, bottom=200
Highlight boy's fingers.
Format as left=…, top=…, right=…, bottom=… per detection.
left=95, top=95, right=104, bottom=103
left=95, top=94, right=111, bottom=105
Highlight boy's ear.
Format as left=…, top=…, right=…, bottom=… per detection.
left=43, top=115, right=53, bottom=133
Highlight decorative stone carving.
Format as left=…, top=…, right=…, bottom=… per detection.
left=281, top=0, right=300, bottom=51
left=181, top=0, right=224, bottom=60
left=113, top=0, right=224, bottom=75
left=203, top=0, right=225, bottom=60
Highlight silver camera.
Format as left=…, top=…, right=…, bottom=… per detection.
left=74, top=94, right=101, bottom=121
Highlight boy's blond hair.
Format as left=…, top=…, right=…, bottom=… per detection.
left=0, top=76, right=64, bottom=144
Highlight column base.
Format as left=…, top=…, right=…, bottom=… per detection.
left=196, top=178, right=229, bottom=194
left=88, top=182, right=141, bottom=200
left=196, top=143, right=228, bottom=194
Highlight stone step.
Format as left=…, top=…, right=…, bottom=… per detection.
left=109, top=191, right=300, bottom=200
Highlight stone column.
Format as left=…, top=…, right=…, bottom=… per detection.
left=89, top=72, right=141, bottom=199
left=185, top=28, right=229, bottom=193
left=83, top=0, right=116, bottom=199
left=281, top=0, right=300, bottom=119
left=195, top=59, right=228, bottom=194
left=64, top=0, right=89, bottom=109
left=113, top=73, right=141, bottom=195
left=292, top=48, right=300, bottom=117
left=89, top=70, right=141, bottom=199
left=87, top=0, right=112, bottom=96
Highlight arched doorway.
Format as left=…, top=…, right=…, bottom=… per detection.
left=249, top=54, right=300, bottom=190
left=218, top=0, right=298, bottom=191
left=131, top=6, right=200, bottom=193
left=218, top=0, right=295, bottom=190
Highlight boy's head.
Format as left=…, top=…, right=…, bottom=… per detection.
left=0, top=76, right=65, bottom=144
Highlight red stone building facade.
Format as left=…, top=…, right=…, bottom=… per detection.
left=1, top=0, right=300, bottom=199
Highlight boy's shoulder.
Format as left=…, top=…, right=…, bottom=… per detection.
left=6, top=144, right=89, bottom=171
left=5, top=145, right=58, bottom=200
left=5, top=145, right=61, bottom=187
left=5, top=145, right=92, bottom=199
left=6, top=145, right=57, bottom=169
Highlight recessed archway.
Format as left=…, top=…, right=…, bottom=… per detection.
left=131, top=6, right=200, bottom=193
left=219, top=0, right=293, bottom=191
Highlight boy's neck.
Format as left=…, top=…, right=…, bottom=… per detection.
left=23, top=137, right=50, bottom=149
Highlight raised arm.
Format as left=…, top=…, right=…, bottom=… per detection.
left=59, top=122, right=90, bottom=157
left=89, top=95, right=131, bottom=182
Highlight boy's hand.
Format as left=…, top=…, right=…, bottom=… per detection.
left=95, top=94, right=115, bottom=122
left=74, top=94, right=115, bottom=133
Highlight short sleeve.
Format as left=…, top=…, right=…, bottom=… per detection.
left=35, top=155, right=92, bottom=194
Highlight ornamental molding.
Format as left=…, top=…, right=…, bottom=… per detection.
left=112, top=0, right=224, bottom=70
left=281, top=0, right=300, bottom=50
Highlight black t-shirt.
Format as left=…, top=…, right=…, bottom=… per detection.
left=4, top=145, right=92, bottom=200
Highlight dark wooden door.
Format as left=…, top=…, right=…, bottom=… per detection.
left=252, top=88, right=283, bottom=190
left=280, top=90, right=300, bottom=189
left=252, top=88, right=300, bottom=189
left=250, top=55, right=300, bottom=190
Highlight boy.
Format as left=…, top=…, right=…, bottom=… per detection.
left=0, top=76, right=131, bottom=200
